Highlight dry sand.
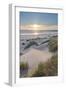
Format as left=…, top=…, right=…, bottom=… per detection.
left=20, top=48, right=53, bottom=76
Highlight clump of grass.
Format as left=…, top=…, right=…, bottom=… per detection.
left=20, top=62, right=29, bottom=70
left=32, top=63, right=45, bottom=77
left=32, top=54, right=58, bottom=77
left=44, top=54, right=58, bottom=76
left=48, top=36, right=58, bottom=52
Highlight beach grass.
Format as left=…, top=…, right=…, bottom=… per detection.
left=20, top=62, right=29, bottom=70
left=31, top=54, right=58, bottom=77
left=48, top=36, right=58, bottom=52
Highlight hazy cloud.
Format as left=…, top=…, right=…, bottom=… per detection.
left=20, top=24, right=58, bottom=30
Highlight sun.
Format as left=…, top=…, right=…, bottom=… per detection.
left=33, top=24, right=39, bottom=31
left=33, top=24, right=39, bottom=35
left=33, top=24, right=39, bottom=28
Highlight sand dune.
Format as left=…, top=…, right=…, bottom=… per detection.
left=20, top=48, right=53, bottom=76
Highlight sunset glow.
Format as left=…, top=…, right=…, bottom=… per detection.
left=33, top=24, right=39, bottom=28
left=20, top=12, right=58, bottom=31
left=20, top=24, right=57, bottom=31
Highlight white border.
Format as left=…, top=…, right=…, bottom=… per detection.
left=10, top=4, right=64, bottom=86
left=16, top=7, right=64, bottom=85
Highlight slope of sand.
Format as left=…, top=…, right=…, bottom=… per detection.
left=20, top=48, right=53, bottom=76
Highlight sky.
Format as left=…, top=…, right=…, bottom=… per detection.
left=20, top=12, right=58, bottom=31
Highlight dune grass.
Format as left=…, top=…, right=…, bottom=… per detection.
left=32, top=54, right=58, bottom=77
left=20, top=62, right=29, bottom=70
left=48, top=36, right=58, bottom=52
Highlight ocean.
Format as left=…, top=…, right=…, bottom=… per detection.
left=20, top=30, right=58, bottom=39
